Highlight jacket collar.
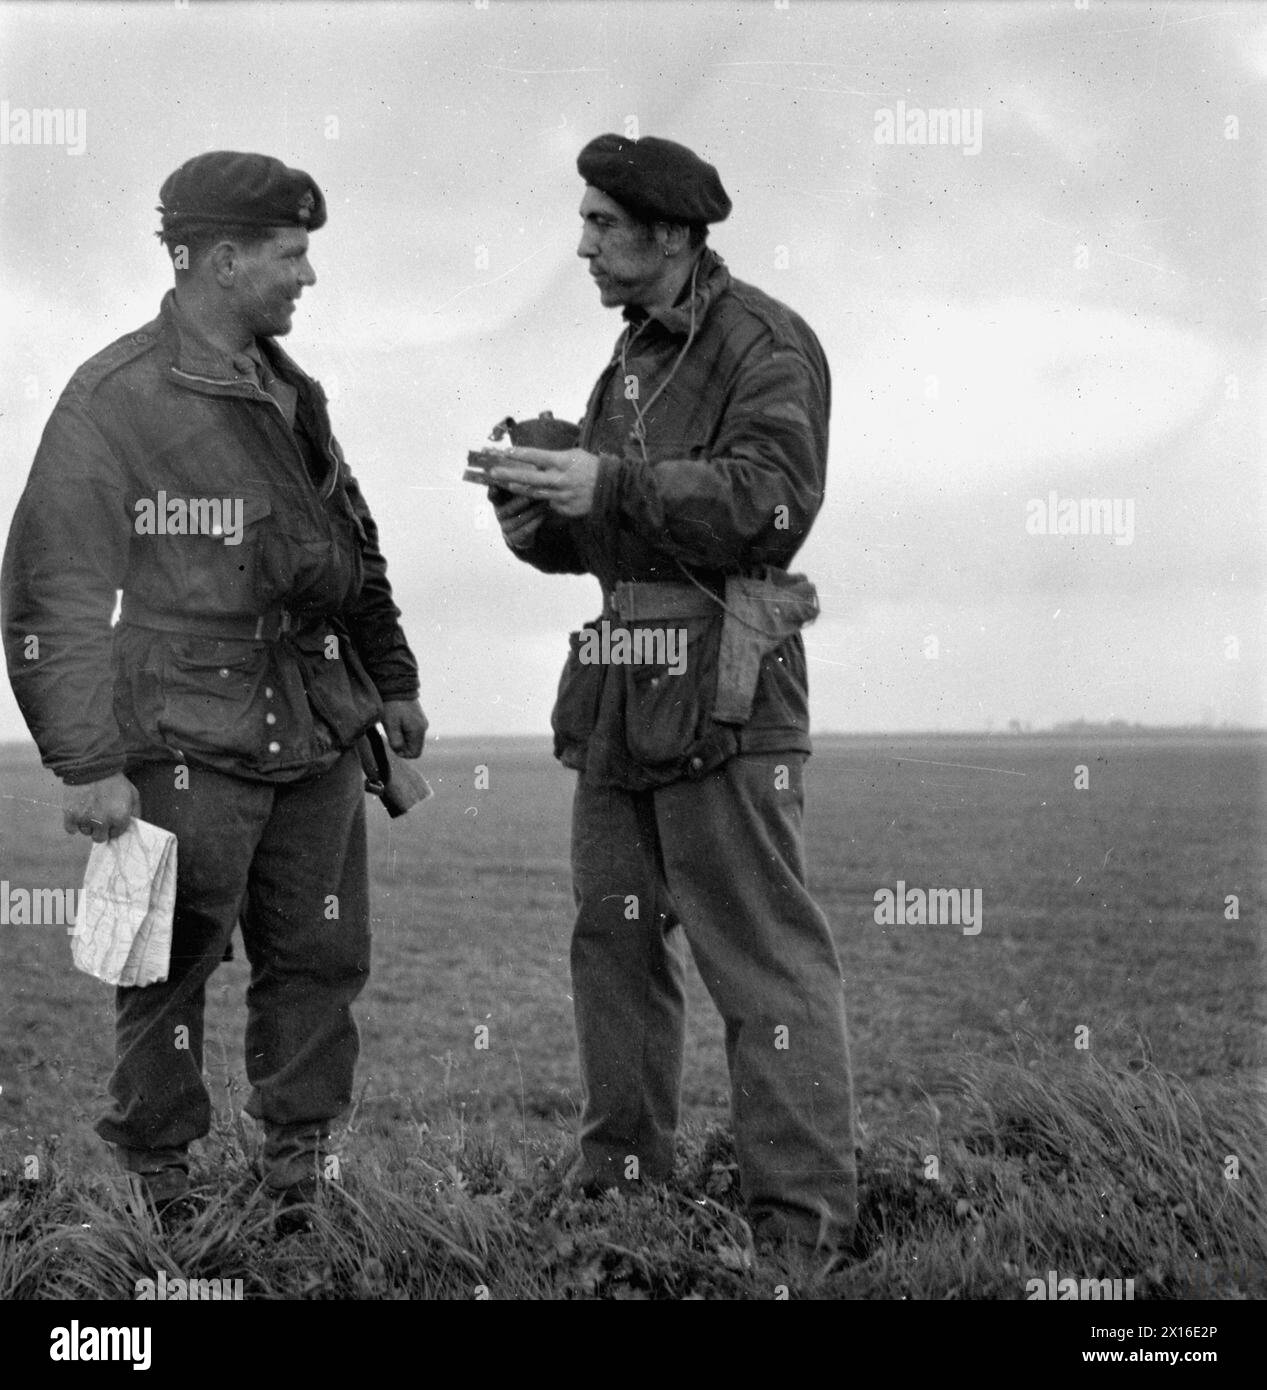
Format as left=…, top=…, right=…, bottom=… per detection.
left=622, top=246, right=730, bottom=338
left=160, top=290, right=309, bottom=391
left=160, top=289, right=258, bottom=384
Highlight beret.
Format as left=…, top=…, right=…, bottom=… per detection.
left=577, top=134, right=731, bottom=225
left=158, top=151, right=326, bottom=233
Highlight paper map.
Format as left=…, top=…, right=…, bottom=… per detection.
left=70, top=819, right=177, bottom=987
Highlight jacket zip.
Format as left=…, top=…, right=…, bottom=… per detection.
left=170, top=367, right=340, bottom=514
left=310, top=392, right=343, bottom=502
left=250, top=343, right=343, bottom=502
left=170, top=366, right=366, bottom=613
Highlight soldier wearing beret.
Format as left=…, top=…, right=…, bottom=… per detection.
left=487, top=134, right=857, bottom=1261
left=1, top=151, right=427, bottom=1214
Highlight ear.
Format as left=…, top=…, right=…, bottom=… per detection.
left=653, top=222, right=690, bottom=258
left=208, top=240, right=238, bottom=288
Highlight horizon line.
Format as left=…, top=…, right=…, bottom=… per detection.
left=1, top=722, right=1264, bottom=761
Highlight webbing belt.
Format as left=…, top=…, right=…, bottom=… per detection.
left=120, top=595, right=292, bottom=641
left=606, top=580, right=720, bottom=622
left=602, top=574, right=820, bottom=727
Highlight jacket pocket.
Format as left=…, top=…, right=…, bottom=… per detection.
left=252, top=493, right=333, bottom=610
left=133, top=493, right=273, bottom=616
left=551, top=627, right=604, bottom=748
left=157, top=636, right=267, bottom=757
left=623, top=615, right=717, bottom=769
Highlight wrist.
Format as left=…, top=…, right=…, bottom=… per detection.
left=60, top=759, right=127, bottom=787
left=591, top=452, right=623, bottom=523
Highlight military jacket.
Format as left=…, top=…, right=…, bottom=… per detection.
left=2, top=291, right=419, bottom=784
left=510, top=248, right=831, bottom=790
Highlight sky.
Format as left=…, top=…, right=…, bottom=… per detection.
left=0, top=0, right=1263, bottom=744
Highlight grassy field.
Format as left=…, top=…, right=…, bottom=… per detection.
left=0, top=732, right=1263, bottom=1298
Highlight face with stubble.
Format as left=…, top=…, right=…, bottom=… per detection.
left=576, top=186, right=675, bottom=311
left=228, top=226, right=317, bottom=337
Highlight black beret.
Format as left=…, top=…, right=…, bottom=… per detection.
left=577, top=134, right=731, bottom=225
left=158, top=151, right=327, bottom=233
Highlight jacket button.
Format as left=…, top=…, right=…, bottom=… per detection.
left=264, top=686, right=274, bottom=699
left=265, top=713, right=276, bottom=725
left=218, top=667, right=230, bottom=678
left=689, top=756, right=704, bottom=775
left=267, top=741, right=281, bottom=754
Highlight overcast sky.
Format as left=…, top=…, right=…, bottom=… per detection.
left=1, top=0, right=1262, bottom=743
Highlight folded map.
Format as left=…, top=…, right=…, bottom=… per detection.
left=70, top=819, right=177, bottom=987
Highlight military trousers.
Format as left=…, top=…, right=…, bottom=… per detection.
left=570, top=751, right=857, bottom=1247
left=95, top=750, right=370, bottom=1183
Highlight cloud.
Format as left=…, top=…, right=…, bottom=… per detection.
left=838, top=299, right=1220, bottom=486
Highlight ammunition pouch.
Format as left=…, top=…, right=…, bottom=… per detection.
left=553, top=570, right=819, bottom=788
left=609, top=570, right=819, bottom=730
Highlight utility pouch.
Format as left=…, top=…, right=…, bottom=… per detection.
left=292, top=623, right=381, bottom=746
left=623, top=614, right=718, bottom=769
left=552, top=625, right=605, bottom=749
left=712, top=570, right=820, bottom=726
left=358, top=723, right=432, bottom=817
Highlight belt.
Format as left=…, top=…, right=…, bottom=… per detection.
left=120, top=595, right=293, bottom=641
left=601, top=572, right=820, bottom=729
left=605, top=580, right=720, bottom=622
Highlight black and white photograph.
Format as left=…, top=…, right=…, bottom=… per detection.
left=0, top=0, right=1261, bottom=1342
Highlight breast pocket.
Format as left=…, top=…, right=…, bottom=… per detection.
left=133, top=492, right=273, bottom=615
left=256, top=481, right=360, bottom=614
